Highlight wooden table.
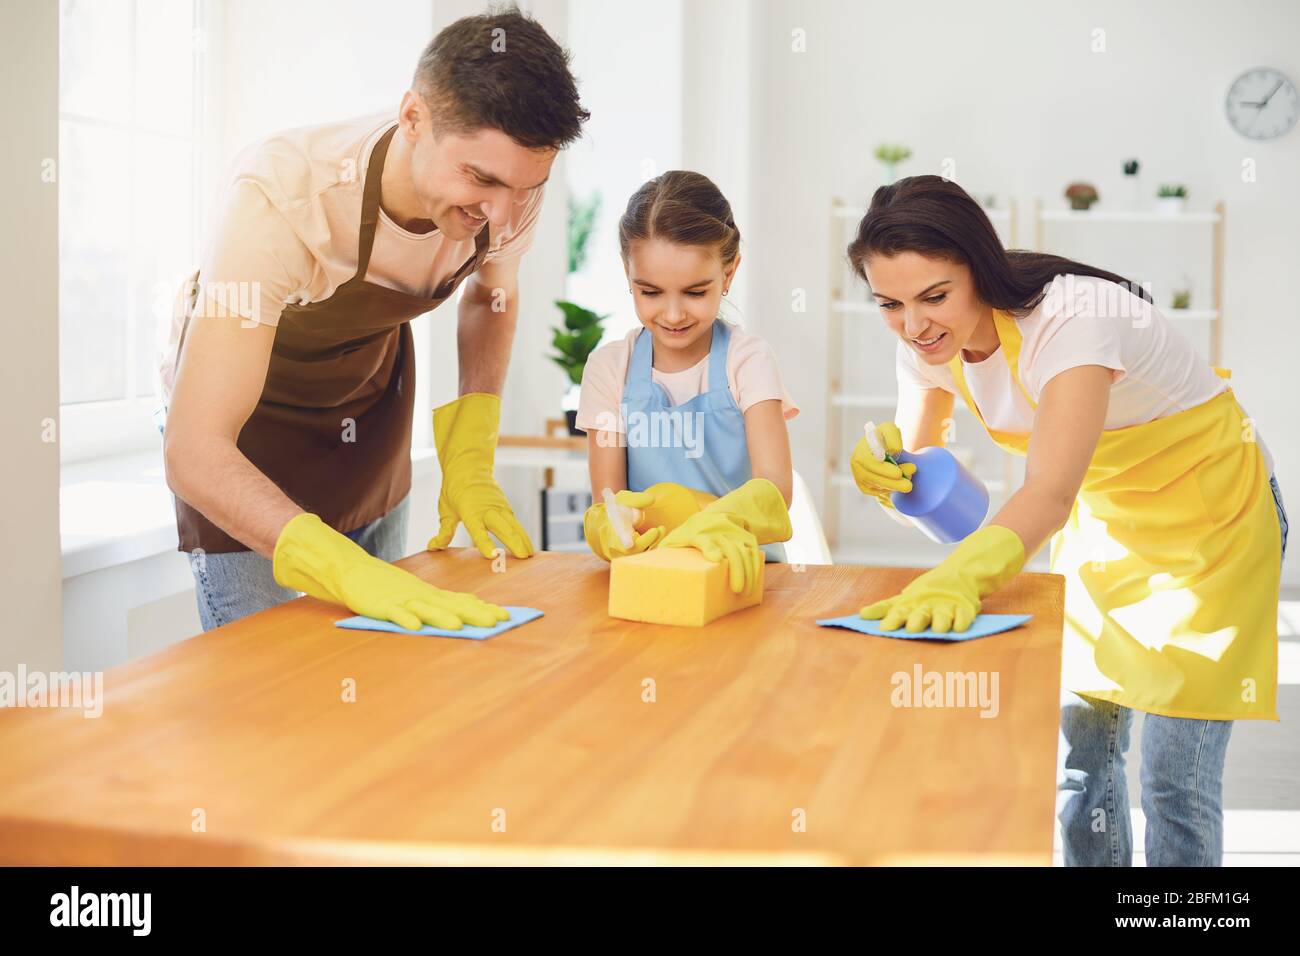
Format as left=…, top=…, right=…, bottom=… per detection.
left=0, top=550, right=1064, bottom=866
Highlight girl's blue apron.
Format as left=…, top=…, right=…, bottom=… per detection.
left=622, top=319, right=787, bottom=563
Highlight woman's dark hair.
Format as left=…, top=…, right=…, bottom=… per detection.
left=414, top=4, right=589, bottom=151
left=619, top=170, right=740, bottom=265
left=846, top=175, right=1151, bottom=312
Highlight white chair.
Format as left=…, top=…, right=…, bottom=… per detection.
left=785, top=469, right=832, bottom=565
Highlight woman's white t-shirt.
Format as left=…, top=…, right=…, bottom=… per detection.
left=895, top=275, right=1273, bottom=472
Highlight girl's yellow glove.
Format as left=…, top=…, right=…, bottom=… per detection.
left=274, top=513, right=509, bottom=631
left=659, top=478, right=792, bottom=596
left=859, top=524, right=1025, bottom=632
left=583, top=494, right=665, bottom=562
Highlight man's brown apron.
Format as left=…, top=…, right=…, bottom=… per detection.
left=170, top=124, right=489, bottom=554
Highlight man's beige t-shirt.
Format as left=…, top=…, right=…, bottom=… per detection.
left=158, top=112, right=543, bottom=402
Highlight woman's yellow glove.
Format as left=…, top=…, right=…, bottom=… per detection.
left=850, top=422, right=918, bottom=509
left=274, top=513, right=509, bottom=631
left=659, top=478, right=792, bottom=595
left=859, top=525, right=1025, bottom=632
left=583, top=493, right=666, bottom=562
left=427, top=393, right=535, bottom=560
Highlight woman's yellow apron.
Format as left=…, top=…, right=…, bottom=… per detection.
left=947, top=310, right=1281, bottom=720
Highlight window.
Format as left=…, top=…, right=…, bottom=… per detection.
left=58, top=0, right=207, bottom=461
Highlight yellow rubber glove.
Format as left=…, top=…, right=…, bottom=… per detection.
left=274, top=512, right=509, bottom=631
left=427, top=393, right=535, bottom=560
left=633, top=482, right=717, bottom=533
left=583, top=496, right=666, bottom=562
left=859, top=524, right=1026, bottom=632
left=659, top=478, right=793, bottom=595
left=850, top=422, right=918, bottom=509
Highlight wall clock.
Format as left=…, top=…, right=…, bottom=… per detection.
left=1225, top=66, right=1298, bottom=140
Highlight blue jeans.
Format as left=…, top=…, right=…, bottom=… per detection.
left=158, top=415, right=412, bottom=631
left=1057, top=474, right=1289, bottom=866
left=186, top=494, right=411, bottom=632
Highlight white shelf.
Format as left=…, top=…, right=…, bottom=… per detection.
left=1037, top=208, right=1221, bottom=223
left=1165, top=309, right=1218, bottom=321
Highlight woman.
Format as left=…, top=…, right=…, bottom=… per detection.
left=848, top=175, right=1287, bottom=866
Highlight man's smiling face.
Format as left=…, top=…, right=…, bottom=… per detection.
left=407, top=124, right=555, bottom=241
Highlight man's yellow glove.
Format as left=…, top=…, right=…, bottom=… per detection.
left=658, top=478, right=792, bottom=596
left=850, top=421, right=918, bottom=510
left=427, top=393, right=535, bottom=560
left=274, top=513, right=509, bottom=631
left=583, top=494, right=665, bottom=562
left=859, top=524, right=1025, bottom=632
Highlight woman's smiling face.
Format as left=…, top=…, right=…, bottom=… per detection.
left=624, top=239, right=737, bottom=358
left=863, top=252, right=987, bottom=365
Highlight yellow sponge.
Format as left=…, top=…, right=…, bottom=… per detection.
left=608, top=547, right=763, bottom=626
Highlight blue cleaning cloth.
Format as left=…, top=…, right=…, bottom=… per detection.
left=816, top=612, right=1032, bottom=642
left=334, top=606, right=544, bottom=640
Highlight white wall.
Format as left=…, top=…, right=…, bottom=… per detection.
left=739, top=0, right=1300, bottom=577
left=564, top=0, right=683, bottom=340
left=1, top=1, right=62, bottom=673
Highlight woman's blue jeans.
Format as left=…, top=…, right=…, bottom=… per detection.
left=1057, top=474, right=1289, bottom=866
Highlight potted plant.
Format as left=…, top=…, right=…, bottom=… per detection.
left=1122, top=158, right=1141, bottom=209
left=1171, top=274, right=1192, bottom=311
left=874, top=143, right=912, bottom=185
left=550, top=301, right=608, bottom=435
left=1156, top=184, right=1187, bottom=216
left=567, top=191, right=600, bottom=274
left=1065, top=182, right=1099, bottom=211
left=550, top=191, right=603, bottom=435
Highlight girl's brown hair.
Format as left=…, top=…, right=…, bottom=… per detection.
left=619, top=171, right=740, bottom=265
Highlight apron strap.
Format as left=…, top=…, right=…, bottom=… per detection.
left=353, top=125, right=396, bottom=283
left=354, top=123, right=491, bottom=294
left=433, top=224, right=492, bottom=299
left=706, top=319, right=731, bottom=394
left=628, top=325, right=654, bottom=381
left=946, top=309, right=1036, bottom=423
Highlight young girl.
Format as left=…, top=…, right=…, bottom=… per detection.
left=576, top=171, right=799, bottom=594
left=847, top=175, right=1286, bottom=866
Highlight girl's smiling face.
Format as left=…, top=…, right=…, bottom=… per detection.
left=624, top=239, right=738, bottom=365
left=863, top=252, right=991, bottom=365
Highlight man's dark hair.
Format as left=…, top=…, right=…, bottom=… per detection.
left=414, top=4, right=589, bottom=151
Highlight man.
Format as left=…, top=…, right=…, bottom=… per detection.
left=159, top=7, right=588, bottom=632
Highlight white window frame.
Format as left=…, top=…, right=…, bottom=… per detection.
left=58, top=0, right=214, bottom=465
